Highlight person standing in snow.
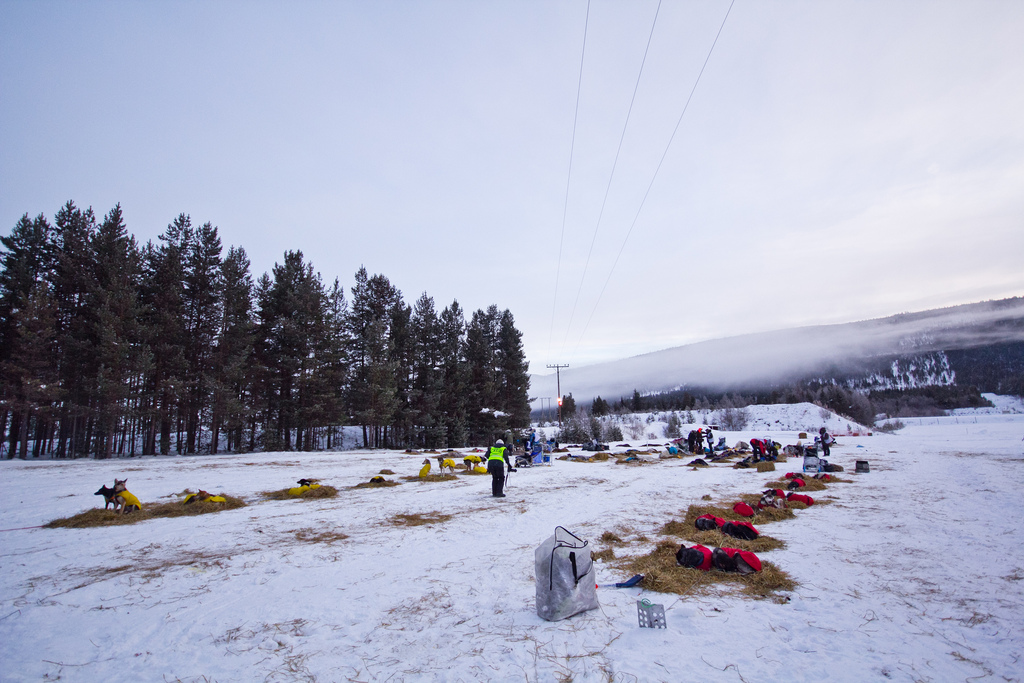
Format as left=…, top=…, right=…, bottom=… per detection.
left=819, top=427, right=832, bottom=458
left=704, top=427, right=715, bottom=454
left=487, top=438, right=515, bottom=498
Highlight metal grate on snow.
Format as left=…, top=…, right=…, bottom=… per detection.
left=637, top=599, right=666, bottom=629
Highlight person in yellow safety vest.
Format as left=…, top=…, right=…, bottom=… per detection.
left=486, top=438, right=516, bottom=497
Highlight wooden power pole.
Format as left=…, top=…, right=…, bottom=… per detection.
left=547, top=363, right=569, bottom=427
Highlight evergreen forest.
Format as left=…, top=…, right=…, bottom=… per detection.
left=0, top=202, right=531, bottom=458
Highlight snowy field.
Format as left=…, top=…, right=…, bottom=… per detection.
left=1, top=403, right=1023, bottom=682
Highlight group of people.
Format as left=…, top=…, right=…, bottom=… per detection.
left=686, top=428, right=716, bottom=455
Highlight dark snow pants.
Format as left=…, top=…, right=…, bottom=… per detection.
left=488, top=458, right=505, bottom=496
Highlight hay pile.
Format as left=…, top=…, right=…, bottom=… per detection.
left=47, top=494, right=247, bottom=528
left=615, top=540, right=795, bottom=601
left=401, top=473, right=458, bottom=483
left=353, top=478, right=400, bottom=488
left=263, top=485, right=339, bottom=500
left=659, top=522, right=786, bottom=553
left=565, top=453, right=611, bottom=463
left=768, top=477, right=829, bottom=492
left=684, top=502, right=794, bottom=526
left=45, top=509, right=140, bottom=528
left=757, top=462, right=776, bottom=473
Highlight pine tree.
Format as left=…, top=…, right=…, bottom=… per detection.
left=140, top=215, right=189, bottom=455
left=347, top=268, right=403, bottom=448
left=254, top=250, right=332, bottom=450
left=51, top=202, right=99, bottom=457
left=90, top=204, right=144, bottom=458
left=438, top=300, right=468, bottom=447
left=465, top=305, right=499, bottom=443
left=181, top=221, right=222, bottom=453
left=495, top=308, right=531, bottom=430
left=316, top=279, right=350, bottom=449
left=410, top=293, right=444, bottom=447
left=211, top=246, right=254, bottom=453
left=1, top=283, right=59, bottom=458
left=0, top=213, right=54, bottom=456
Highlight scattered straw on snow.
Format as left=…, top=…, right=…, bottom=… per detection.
left=292, top=527, right=349, bottom=544
left=389, top=512, right=454, bottom=527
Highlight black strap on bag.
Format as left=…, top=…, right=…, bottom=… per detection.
left=548, top=526, right=589, bottom=589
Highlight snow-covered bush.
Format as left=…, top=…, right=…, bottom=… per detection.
left=623, top=415, right=645, bottom=439
left=719, top=406, right=750, bottom=431
left=663, top=412, right=682, bottom=438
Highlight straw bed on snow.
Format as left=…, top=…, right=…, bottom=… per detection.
left=262, top=485, right=339, bottom=500
left=400, top=473, right=458, bottom=483
left=767, top=477, right=829, bottom=492
left=353, top=479, right=400, bottom=488
left=658, top=524, right=787, bottom=553
left=47, top=495, right=247, bottom=528
left=616, top=540, right=795, bottom=601
left=682, top=503, right=794, bottom=526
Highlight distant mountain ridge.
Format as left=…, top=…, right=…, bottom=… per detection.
left=529, top=297, right=1024, bottom=406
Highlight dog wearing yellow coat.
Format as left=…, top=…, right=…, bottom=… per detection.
left=434, top=455, right=456, bottom=474
left=112, top=478, right=142, bottom=514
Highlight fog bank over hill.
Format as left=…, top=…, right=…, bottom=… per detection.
left=530, top=297, right=1024, bottom=406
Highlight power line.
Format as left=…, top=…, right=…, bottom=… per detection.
left=560, top=0, right=663, bottom=353
left=547, top=0, right=591, bottom=361
left=571, top=0, right=736, bottom=360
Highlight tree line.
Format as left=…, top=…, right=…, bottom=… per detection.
left=0, top=202, right=531, bottom=459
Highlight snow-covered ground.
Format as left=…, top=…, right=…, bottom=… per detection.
left=2, top=402, right=1022, bottom=682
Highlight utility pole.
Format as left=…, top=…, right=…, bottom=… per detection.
left=547, top=363, right=569, bottom=427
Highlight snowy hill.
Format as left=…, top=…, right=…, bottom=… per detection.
left=538, top=402, right=871, bottom=443
left=531, top=297, right=1024, bottom=406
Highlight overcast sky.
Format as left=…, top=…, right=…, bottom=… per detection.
left=2, top=0, right=1022, bottom=373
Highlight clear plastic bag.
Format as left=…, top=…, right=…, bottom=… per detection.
left=535, top=527, right=599, bottom=621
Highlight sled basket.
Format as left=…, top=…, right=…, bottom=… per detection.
left=535, top=526, right=599, bottom=621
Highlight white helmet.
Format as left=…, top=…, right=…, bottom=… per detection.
left=495, top=439, right=504, bottom=446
